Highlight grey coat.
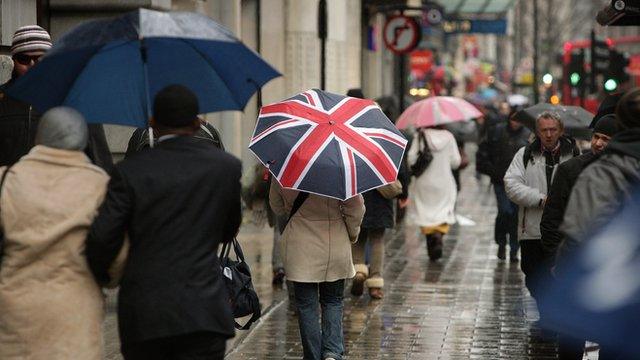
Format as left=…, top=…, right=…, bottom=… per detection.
left=559, top=152, right=640, bottom=259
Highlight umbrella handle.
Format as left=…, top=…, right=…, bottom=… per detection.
left=140, top=38, right=154, bottom=147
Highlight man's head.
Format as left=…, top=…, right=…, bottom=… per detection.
left=10, top=25, right=52, bottom=78
left=150, top=84, right=200, bottom=136
left=536, top=111, right=564, bottom=150
left=615, top=87, right=640, bottom=130
left=590, top=114, right=618, bottom=154
left=35, top=107, right=88, bottom=151
left=498, top=102, right=511, bottom=116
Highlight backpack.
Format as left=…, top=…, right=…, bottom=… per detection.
left=410, top=131, right=434, bottom=177
left=219, top=238, right=261, bottom=330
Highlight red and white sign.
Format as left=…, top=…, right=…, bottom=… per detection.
left=409, top=50, right=433, bottom=77
left=383, top=15, right=420, bottom=54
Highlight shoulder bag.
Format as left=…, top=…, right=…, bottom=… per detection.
left=219, top=238, right=262, bottom=330
left=410, top=131, right=434, bottom=177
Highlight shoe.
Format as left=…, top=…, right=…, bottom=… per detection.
left=272, top=268, right=285, bottom=285
left=427, top=233, right=443, bottom=261
left=351, top=272, right=366, bottom=296
left=510, top=254, right=519, bottom=263
left=369, top=287, right=384, bottom=300
left=497, top=245, right=506, bottom=260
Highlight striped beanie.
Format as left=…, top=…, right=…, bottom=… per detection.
left=10, top=25, right=52, bottom=56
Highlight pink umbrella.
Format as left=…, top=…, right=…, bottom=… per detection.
left=396, top=96, right=482, bottom=129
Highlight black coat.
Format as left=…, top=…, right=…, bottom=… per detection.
left=86, top=136, right=241, bottom=344
left=0, top=81, right=114, bottom=171
left=487, top=123, right=531, bottom=184
left=540, top=152, right=596, bottom=259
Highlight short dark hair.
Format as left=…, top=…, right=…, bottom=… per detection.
left=153, top=84, right=199, bottom=127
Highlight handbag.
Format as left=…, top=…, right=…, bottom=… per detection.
left=410, top=131, right=433, bottom=177
left=377, top=179, right=403, bottom=199
left=0, top=165, right=13, bottom=267
left=219, top=238, right=261, bottom=330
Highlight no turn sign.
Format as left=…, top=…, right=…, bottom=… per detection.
left=383, top=15, right=420, bottom=54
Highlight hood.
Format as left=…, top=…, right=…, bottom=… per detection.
left=606, top=128, right=640, bottom=160
left=423, top=128, right=453, bottom=151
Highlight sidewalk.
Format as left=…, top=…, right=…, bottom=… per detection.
left=104, top=170, right=600, bottom=359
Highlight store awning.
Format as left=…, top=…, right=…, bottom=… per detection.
left=434, top=0, right=515, bottom=16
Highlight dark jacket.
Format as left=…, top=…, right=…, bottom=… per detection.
left=540, top=152, right=596, bottom=259
left=124, top=121, right=224, bottom=158
left=86, top=136, right=241, bottom=343
left=559, top=129, right=640, bottom=261
left=486, top=123, right=531, bottom=184
left=0, top=81, right=114, bottom=171
left=361, top=157, right=410, bottom=229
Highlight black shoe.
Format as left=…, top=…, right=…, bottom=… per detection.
left=509, top=253, right=519, bottom=263
left=427, top=234, right=443, bottom=261
left=497, top=245, right=506, bottom=260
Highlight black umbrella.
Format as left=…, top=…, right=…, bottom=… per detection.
left=513, top=103, right=594, bottom=140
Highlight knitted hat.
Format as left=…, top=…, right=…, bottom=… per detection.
left=10, top=25, right=52, bottom=56
left=592, top=114, right=619, bottom=137
left=153, top=85, right=199, bottom=127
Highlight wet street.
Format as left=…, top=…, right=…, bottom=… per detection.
left=104, top=170, right=599, bottom=359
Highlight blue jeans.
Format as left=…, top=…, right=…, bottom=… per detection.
left=293, top=280, right=345, bottom=360
left=493, top=183, right=519, bottom=255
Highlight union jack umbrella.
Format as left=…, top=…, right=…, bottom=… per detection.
left=249, top=89, right=408, bottom=200
left=395, top=96, right=482, bottom=129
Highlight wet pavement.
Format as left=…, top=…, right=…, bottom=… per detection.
left=104, top=170, right=600, bottom=359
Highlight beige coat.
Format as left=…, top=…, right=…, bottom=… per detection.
left=0, top=146, right=109, bottom=360
left=269, top=180, right=365, bottom=283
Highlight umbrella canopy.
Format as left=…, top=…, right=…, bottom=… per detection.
left=396, top=96, right=482, bottom=129
left=7, top=8, right=280, bottom=127
left=513, top=103, right=594, bottom=140
left=508, top=94, right=529, bottom=107
left=249, top=89, right=408, bottom=200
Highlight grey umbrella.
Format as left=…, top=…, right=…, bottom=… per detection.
left=513, top=103, right=594, bottom=140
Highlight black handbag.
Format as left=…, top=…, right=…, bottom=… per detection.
left=219, top=238, right=261, bottom=330
left=0, top=166, right=12, bottom=267
left=410, top=131, right=433, bottom=177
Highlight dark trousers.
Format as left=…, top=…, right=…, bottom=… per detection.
left=493, top=183, right=519, bottom=254
left=558, top=334, right=584, bottom=360
left=121, top=332, right=226, bottom=360
left=520, top=239, right=553, bottom=300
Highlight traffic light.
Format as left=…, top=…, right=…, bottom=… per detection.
left=604, top=49, right=630, bottom=93
left=568, top=52, right=585, bottom=88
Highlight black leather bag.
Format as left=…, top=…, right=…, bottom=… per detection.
left=219, top=238, right=261, bottom=330
left=410, top=131, right=433, bottom=177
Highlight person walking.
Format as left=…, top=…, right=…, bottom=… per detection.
left=0, top=107, right=109, bottom=359
left=86, top=85, right=240, bottom=359
left=482, top=114, right=531, bottom=261
left=504, top=111, right=579, bottom=316
left=540, top=114, right=618, bottom=359
left=0, top=25, right=113, bottom=171
left=270, top=180, right=365, bottom=360
left=406, top=126, right=461, bottom=261
left=556, top=90, right=640, bottom=360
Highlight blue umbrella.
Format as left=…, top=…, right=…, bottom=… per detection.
left=539, top=188, right=640, bottom=357
left=7, top=8, right=280, bottom=127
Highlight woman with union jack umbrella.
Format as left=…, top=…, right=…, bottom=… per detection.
left=250, top=89, right=407, bottom=360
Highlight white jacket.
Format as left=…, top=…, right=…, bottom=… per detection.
left=407, top=128, right=461, bottom=228
left=504, top=140, right=577, bottom=240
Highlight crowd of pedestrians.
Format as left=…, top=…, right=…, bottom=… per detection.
left=0, top=23, right=639, bottom=360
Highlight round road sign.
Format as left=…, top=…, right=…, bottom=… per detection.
left=383, top=15, right=420, bottom=54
